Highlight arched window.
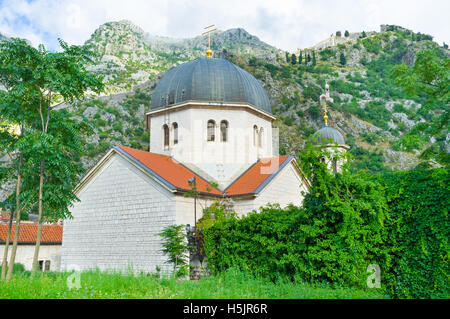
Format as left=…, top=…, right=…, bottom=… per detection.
left=258, top=127, right=264, bottom=148
left=172, top=122, right=178, bottom=145
left=220, top=120, right=228, bottom=142
left=253, top=125, right=258, bottom=146
left=207, top=120, right=215, bottom=142
left=163, top=124, right=169, bottom=148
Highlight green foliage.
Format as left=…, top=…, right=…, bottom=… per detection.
left=291, top=53, right=297, bottom=65
left=280, top=66, right=291, bottom=79
left=391, top=134, right=427, bottom=152
left=202, top=144, right=448, bottom=298
left=362, top=37, right=382, bottom=54
left=0, top=268, right=384, bottom=299
left=279, top=115, right=293, bottom=126
left=319, top=48, right=336, bottom=61
left=339, top=52, right=347, bottom=66
left=159, top=225, right=189, bottom=277
left=302, top=84, right=322, bottom=102
left=378, top=167, right=449, bottom=298
left=390, top=49, right=450, bottom=165
left=0, top=263, right=25, bottom=274
left=349, top=146, right=389, bottom=174
left=361, top=132, right=380, bottom=145
left=204, top=146, right=386, bottom=288
left=354, top=101, right=391, bottom=130
left=263, top=63, right=279, bottom=77
left=307, top=105, right=320, bottom=119
left=345, top=30, right=350, bottom=37
left=203, top=205, right=304, bottom=280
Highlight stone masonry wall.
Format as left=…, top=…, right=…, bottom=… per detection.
left=61, top=153, right=176, bottom=274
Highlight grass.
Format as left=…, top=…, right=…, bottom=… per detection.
left=0, top=268, right=386, bottom=299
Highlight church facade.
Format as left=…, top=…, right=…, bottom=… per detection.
left=61, top=57, right=339, bottom=274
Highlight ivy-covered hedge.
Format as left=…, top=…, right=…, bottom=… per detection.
left=202, top=165, right=449, bottom=298
left=379, top=166, right=449, bottom=298
left=204, top=169, right=387, bottom=287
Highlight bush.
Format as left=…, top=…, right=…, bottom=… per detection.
left=319, top=48, right=336, bottom=61
left=379, top=167, right=449, bottom=298
left=204, top=151, right=387, bottom=288
left=0, top=263, right=25, bottom=274
left=302, top=85, right=322, bottom=102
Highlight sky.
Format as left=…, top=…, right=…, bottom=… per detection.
left=0, top=0, right=449, bottom=52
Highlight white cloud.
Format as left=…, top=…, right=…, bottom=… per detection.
left=0, top=0, right=448, bottom=51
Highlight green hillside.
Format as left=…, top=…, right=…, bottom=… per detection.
left=70, top=21, right=448, bottom=174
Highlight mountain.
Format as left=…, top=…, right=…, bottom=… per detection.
left=1, top=20, right=448, bottom=203
left=72, top=20, right=448, bottom=175
left=84, top=20, right=279, bottom=94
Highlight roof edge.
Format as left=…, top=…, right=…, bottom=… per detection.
left=146, top=101, right=275, bottom=120
left=253, top=156, right=294, bottom=194
left=114, top=146, right=178, bottom=191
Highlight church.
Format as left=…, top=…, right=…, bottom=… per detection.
left=60, top=46, right=348, bottom=273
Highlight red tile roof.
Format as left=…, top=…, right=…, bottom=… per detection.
left=0, top=214, right=11, bottom=221
left=225, top=155, right=291, bottom=195
left=0, top=223, right=63, bottom=244
left=118, top=146, right=223, bottom=196
left=116, top=146, right=293, bottom=197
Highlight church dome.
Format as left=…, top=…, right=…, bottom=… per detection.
left=150, top=58, right=271, bottom=114
left=311, top=126, right=345, bottom=145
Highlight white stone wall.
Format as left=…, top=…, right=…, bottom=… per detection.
left=149, top=106, right=273, bottom=182
left=175, top=195, right=215, bottom=226
left=61, top=154, right=176, bottom=274
left=0, top=245, right=61, bottom=271
left=233, top=162, right=307, bottom=215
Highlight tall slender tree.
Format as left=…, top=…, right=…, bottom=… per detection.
left=28, top=39, right=103, bottom=275
left=0, top=39, right=40, bottom=280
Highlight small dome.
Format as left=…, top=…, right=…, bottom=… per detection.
left=150, top=58, right=271, bottom=114
left=311, top=126, right=345, bottom=145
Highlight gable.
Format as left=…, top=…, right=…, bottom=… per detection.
left=253, top=161, right=307, bottom=208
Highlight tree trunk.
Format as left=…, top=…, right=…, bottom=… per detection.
left=1, top=209, right=14, bottom=280
left=5, top=153, right=23, bottom=281
left=31, top=161, right=45, bottom=276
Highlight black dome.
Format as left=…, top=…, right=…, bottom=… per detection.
left=311, top=126, right=345, bottom=145
left=150, top=58, right=271, bottom=114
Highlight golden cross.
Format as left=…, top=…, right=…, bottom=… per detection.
left=202, top=24, right=217, bottom=58
left=323, top=100, right=328, bottom=126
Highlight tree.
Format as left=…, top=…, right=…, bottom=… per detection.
left=390, top=49, right=450, bottom=165
left=361, top=31, right=367, bottom=38
left=312, top=51, right=316, bottom=66
left=285, top=51, right=289, bottom=63
left=0, top=38, right=41, bottom=281
left=339, top=52, right=347, bottom=65
left=344, top=30, right=350, bottom=37
left=291, top=53, right=297, bottom=65
left=299, top=51, right=303, bottom=64
left=159, top=224, right=189, bottom=277
left=27, top=39, right=103, bottom=275
left=336, top=31, right=342, bottom=37
left=0, top=38, right=103, bottom=279
left=307, top=53, right=311, bottom=64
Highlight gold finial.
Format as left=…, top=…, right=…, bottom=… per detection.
left=323, top=100, right=328, bottom=126
left=202, top=24, right=217, bottom=58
